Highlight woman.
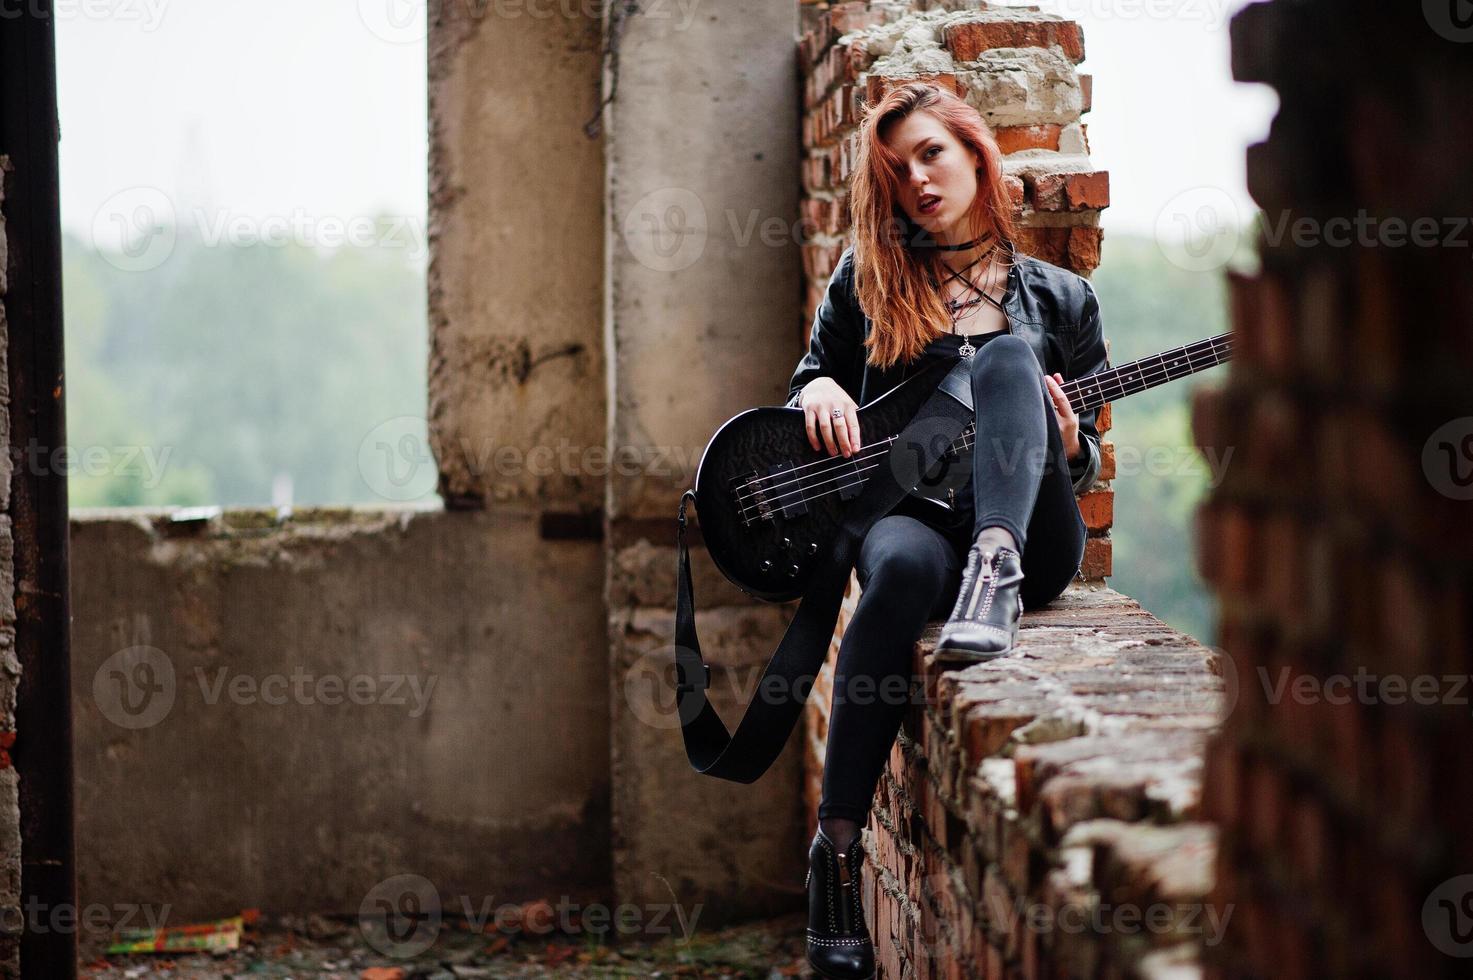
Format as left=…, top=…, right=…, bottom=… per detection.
left=788, top=82, right=1108, bottom=979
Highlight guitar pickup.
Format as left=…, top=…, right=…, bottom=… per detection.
left=836, top=456, right=863, bottom=501
left=766, top=461, right=809, bottom=518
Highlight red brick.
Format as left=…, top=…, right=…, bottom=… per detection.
left=1080, top=536, right=1111, bottom=579
left=1013, top=226, right=1070, bottom=266
left=944, top=20, right=1085, bottom=63
left=1031, top=171, right=1109, bottom=212
left=1002, top=175, right=1025, bottom=211
left=1077, top=489, right=1113, bottom=532
left=863, top=72, right=962, bottom=108
left=829, top=1, right=889, bottom=35
left=994, top=124, right=1061, bottom=155
left=1097, top=440, right=1116, bottom=480
left=1066, top=225, right=1102, bottom=271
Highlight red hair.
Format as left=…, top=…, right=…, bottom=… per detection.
left=848, top=82, right=1018, bottom=369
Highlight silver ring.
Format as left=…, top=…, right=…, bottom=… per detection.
left=830, top=408, right=845, bottom=419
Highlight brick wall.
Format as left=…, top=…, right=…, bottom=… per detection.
left=1194, top=3, right=1473, bottom=977
left=797, top=0, right=1114, bottom=584
left=798, top=4, right=1226, bottom=978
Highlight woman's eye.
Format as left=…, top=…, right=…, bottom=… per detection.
left=924, top=146, right=940, bottom=159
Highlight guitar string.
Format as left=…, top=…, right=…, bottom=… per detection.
left=749, top=335, right=1233, bottom=498
left=736, top=338, right=1232, bottom=519
left=765, top=333, right=1231, bottom=491
left=738, top=337, right=1234, bottom=517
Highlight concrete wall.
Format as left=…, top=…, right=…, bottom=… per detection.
left=70, top=506, right=609, bottom=921
left=602, top=0, right=809, bottom=924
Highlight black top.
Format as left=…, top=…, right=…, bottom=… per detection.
left=896, top=327, right=1009, bottom=387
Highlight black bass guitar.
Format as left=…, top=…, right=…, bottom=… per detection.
left=691, top=333, right=1233, bottom=601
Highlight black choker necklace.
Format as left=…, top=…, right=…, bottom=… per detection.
left=933, top=235, right=993, bottom=252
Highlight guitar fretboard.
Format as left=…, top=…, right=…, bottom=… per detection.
left=1057, top=333, right=1232, bottom=414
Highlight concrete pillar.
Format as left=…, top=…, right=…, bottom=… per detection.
left=603, top=0, right=808, bottom=924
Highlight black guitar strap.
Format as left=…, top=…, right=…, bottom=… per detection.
left=672, top=355, right=976, bottom=783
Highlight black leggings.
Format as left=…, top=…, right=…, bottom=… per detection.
left=817, top=335, right=1087, bottom=823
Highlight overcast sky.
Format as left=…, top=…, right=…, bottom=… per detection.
left=55, top=0, right=1275, bottom=252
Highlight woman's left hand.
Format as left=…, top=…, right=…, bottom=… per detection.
left=1045, top=372, right=1081, bottom=461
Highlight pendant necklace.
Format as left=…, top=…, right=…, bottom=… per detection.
left=942, top=247, right=1001, bottom=358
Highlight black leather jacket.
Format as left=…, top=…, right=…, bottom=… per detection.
left=784, top=244, right=1110, bottom=496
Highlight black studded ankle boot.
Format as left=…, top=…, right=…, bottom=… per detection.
left=805, top=828, right=875, bottom=980
left=934, top=543, right=1025, bottom=664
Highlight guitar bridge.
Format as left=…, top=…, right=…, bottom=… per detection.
left=732, top=472, right=772, bottom=526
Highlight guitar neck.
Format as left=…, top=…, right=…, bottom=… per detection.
left=1057, top=332, right=1233, bottom=414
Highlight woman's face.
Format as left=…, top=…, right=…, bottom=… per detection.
left=883, top=109, right=983, bottom=242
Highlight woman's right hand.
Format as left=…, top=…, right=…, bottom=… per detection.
left=798, top=378, right=862, bottom=458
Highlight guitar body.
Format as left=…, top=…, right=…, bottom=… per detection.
left=693, top=358, right=967, bottom=602
left=690, top=332, right=1235, bottom=603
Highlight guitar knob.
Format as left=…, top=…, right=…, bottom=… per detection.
left=760, top=559, right=773, bottom=572
left=806, top=541, right=818, bottom=555
left=781, top=536, right=793, bottom=550
left=787, top=563, right=800, bottom=577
